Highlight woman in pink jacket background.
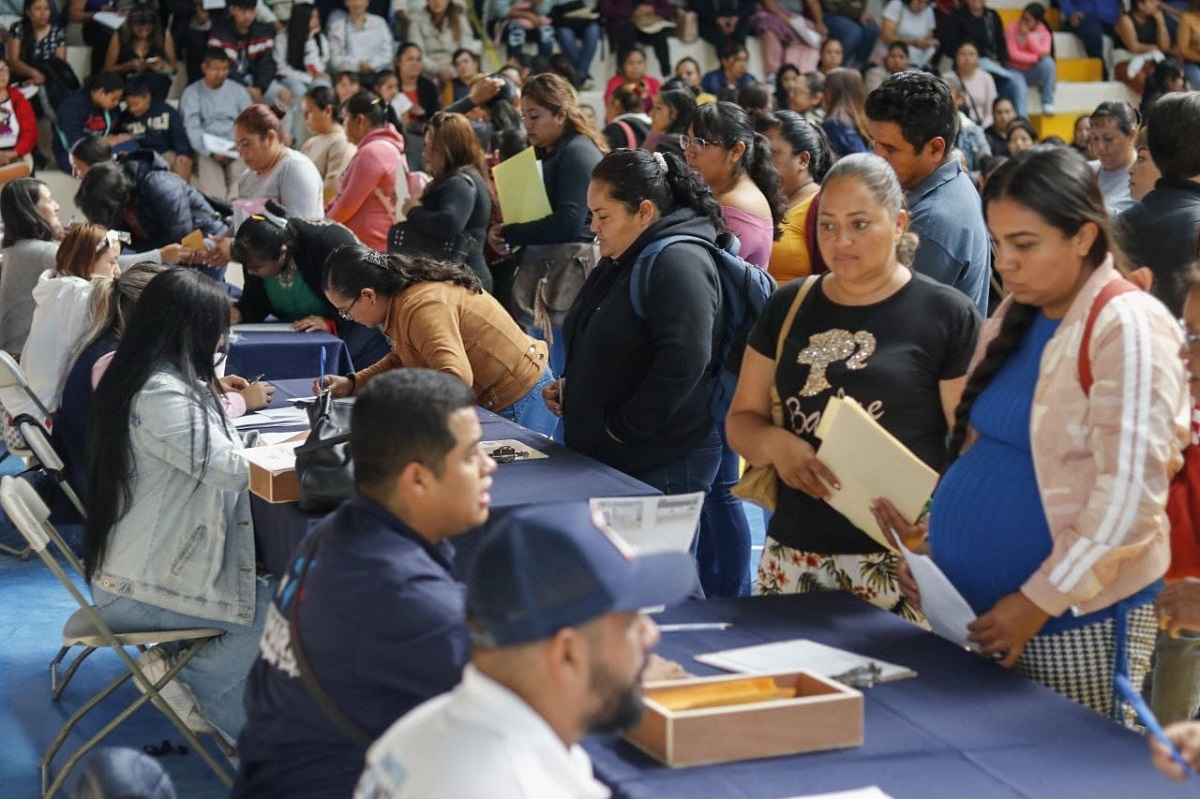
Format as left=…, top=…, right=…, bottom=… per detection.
left=326, top=91, right=407, bottom=252
left=1005, top=2, right=1057, bottom=114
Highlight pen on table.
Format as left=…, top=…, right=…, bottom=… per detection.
left=1115, top=674, right=1194, bottom=778
left=657, top=623, right=732, bottom=633
left=318, top=348, right=326, bottom=391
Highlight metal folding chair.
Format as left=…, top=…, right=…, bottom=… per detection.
left=0, top=350, right=54, bottom=559
left=0, top=476, right=234, bottom=797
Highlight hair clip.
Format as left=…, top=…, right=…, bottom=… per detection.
left=652, top=151, right=668, bottom=174
left=96, top=229, right=131, bottom=252
left=250, top=211, right=287, bottom=229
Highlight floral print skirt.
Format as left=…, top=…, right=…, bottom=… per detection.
left=754, top=538, right=923, bottom=623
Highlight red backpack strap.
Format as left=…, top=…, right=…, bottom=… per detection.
left=616, top=119, right=637, bottom=150
left=804, top=189, right=827, bottom=275
left=1078, top=278, right=1140, bottom=394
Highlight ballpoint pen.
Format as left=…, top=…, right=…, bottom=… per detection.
left=1115, top=673, right=1194, bottom=778
left=657, top=623, right=733, bottom=633
left=318, top=348, right=327, bottom=392
left=250, top=373, right=266, bottom=384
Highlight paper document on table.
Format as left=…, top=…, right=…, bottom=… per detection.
left=257, top=407, right=309, bottom=423
left=814, top=396, right=938, bottom=552
left=898, top=540, right=977, bottom=650
left=492, top=146, right=552, bottom=224
left=589, top=492, right=703, bottom=554
left=695, top=639, right=916, bottom=683
left=231, top=323, right=296, bottom=333
left=779, top=788, right=893, bottom=799
left=258, top=431, right=308, bottom=446
left=202, top=133, right=239, bottom=159
left=93, top=11, right=125, bottom=28
left=232, top=442, right=298, bottom=474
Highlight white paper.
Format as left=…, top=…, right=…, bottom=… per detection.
left=92, top=11, right=126, bottom=29
left=258, top=431, right=307, bottom=446
left=202, top=132, right=239, bottom=159
left=232, top=441, right=298, bottom=473
left=202, top=0, right=227, bottom=9
left=257, top=407, right=309, bottom=423
left=481, top=438, right=549, bottom=461
left=391, top=93, right=413, bottom=119
left=589, top=492, right=703, bottom=554
left=779, top=788, right=894, bottom=799
left=898, top=539, right=978, bottom=650
left=695, top=639, right=916, bottom=683
left=286, top=396, right=318, bottom=405
left=231, top=323, right=297, bottom=333
left=814, top=397, right=938, bottom=552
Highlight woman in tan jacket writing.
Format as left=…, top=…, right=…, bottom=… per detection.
left=316, top=244, right=557, bottom=436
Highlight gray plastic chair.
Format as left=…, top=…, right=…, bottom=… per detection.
left=0, top=476, right=234, bottom=797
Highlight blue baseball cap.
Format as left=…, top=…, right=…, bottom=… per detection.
left=466, top=502, right=696, bottom=648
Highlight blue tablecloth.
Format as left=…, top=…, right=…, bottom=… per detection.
left=583, top=592, right=1193, bottom=799
left=227, top=329, right=353, bottom=382
left=248, top=379, right=659, bottom=576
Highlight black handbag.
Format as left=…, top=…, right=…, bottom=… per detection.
left=293, top=392, right=355, bottom=513
left=387, top=219, right=476, bottom=264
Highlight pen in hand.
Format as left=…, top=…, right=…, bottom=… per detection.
left=250, top=373, right=266, bottom=384
left=318, top=348, right=327, bottom=392
left=1115, top=674, right=1194, bottom=778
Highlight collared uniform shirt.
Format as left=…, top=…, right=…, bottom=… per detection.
left=355, top=665, right=612, bottom=799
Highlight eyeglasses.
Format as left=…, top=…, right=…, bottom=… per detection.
left=680, top=135, right=726, bottom=151
left=337, top=295, right=360, bottom=321
left=1178, top=319, right=1200, bottom=346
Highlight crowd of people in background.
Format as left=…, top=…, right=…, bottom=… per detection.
left=4, top=0, right=1200, bottom=793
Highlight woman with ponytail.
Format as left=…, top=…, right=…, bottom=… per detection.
left=685, top=100, right=785, bottom=596
left=234, top=103, right=324, bottom=222
left=728, top=153, right=980, bottom=609
left=684, top=100, right=784, bottom=270
left=318, top=245, right=557, bottom=436
left=547, top=148, right=723, bottom=501
left=887, top=146, right=1188, bottom=720
left=756, top=110, right=834, bottom=282
left=326, top=91, right=407, bottom=252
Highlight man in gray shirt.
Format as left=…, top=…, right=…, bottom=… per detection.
left=180, top=48, right=252, bottom=202
left=865, top=71, right=991, bottom=316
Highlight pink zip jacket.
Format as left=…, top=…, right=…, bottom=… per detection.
left=965, top=259, right=1189, bottom=618
left=326, top=125, right=407, bottom=252
left=1005, top=19, right=1053, bottom=70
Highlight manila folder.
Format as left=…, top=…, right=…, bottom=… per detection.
left=814, top=396, right=937, bottom=551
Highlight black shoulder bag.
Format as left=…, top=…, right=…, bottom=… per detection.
left=293, top=391, right=355, bottom=513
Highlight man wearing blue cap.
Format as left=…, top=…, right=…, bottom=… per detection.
left=234, top=370, right=497, bottom=798
left=354, top=502, right=697, bottom=799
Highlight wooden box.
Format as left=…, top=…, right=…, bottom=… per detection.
left=624, top=670, right=863, bottom=767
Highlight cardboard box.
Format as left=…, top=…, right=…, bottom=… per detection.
left=240, top=433, right=307, bottom=504
left=248, top=460, right=300, bottom=503
left=624, top=669, right=863, bottom=767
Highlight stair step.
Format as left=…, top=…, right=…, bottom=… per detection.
left=1058, top=57, right=1105, bottom=82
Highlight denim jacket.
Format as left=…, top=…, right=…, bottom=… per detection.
left=91, top=368, right=257, bottom=626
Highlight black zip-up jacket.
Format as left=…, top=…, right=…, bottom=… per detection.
left=1117, top=176, right=1200, bottom=316
left=562, top=207, right=722, bottom=475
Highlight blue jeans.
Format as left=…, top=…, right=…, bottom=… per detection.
left=505, top=22, right=555, bottom=59
left=555, top=22, right=601, bottom=81
left=496, top=367, right=558, bottom=437
left=1014, top=56, right=1057, bottom=109
left=92, top=576, right=276, bottom=739
left=980, top=57, right=1030, bottom=118
left=824, top=14, right=880, bottom=70
left=523, top=324, right=565, bottom=440
left=695, top=425, right=753, bottom=598
left=1151, top=628, right=1200, bottom=724
left=628, top=424, right=722, bottom=498
left=1185, top=61, right=1200, bottom=91
left=1062, top=15, right=1116, bottom=62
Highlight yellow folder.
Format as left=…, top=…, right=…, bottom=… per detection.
left=492, top=146, right=552, bottom=225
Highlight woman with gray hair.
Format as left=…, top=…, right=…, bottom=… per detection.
left=727, top=153, right=981, bottom=613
